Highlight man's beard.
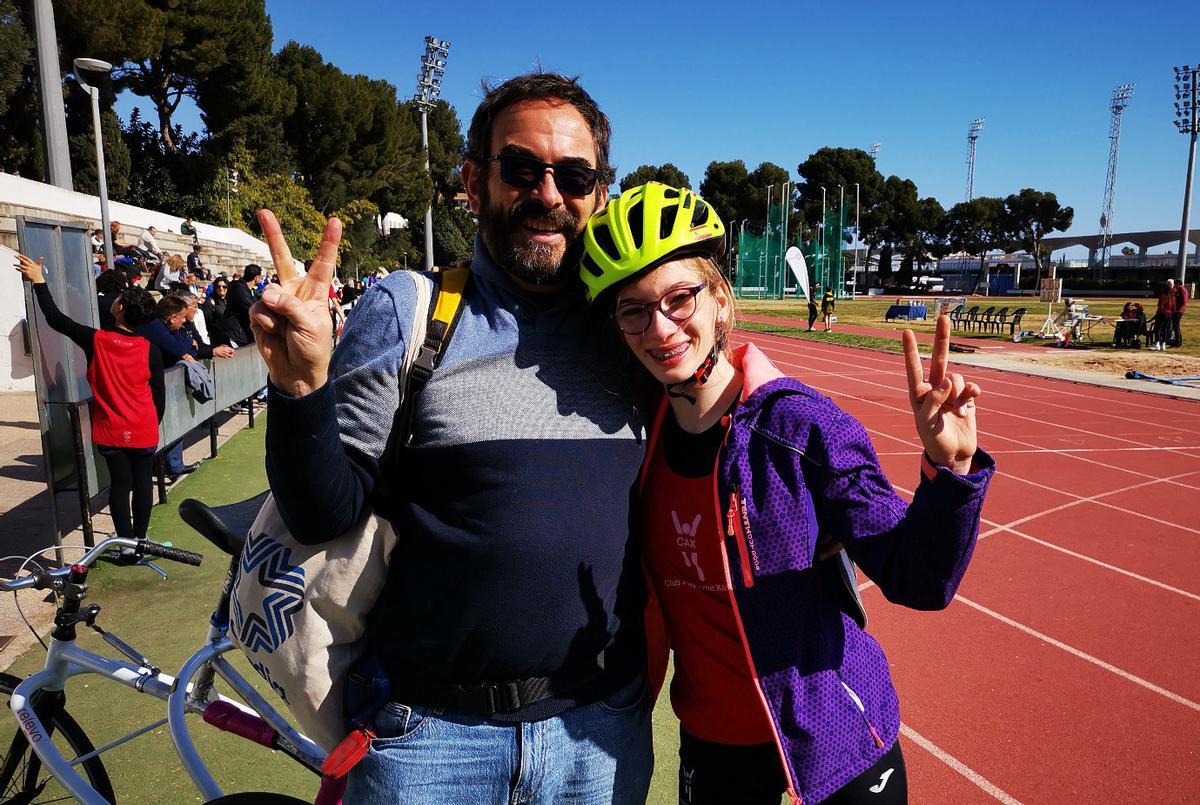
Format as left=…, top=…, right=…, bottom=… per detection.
left=477, top=186, right=584, bottom=285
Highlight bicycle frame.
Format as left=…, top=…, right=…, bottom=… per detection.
left=5, top=539, right=329, bottom=803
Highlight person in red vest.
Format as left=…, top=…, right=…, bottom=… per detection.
left=1169, top=278, right=1188, bottom=347
left=15, top=253, right=165, bottom=539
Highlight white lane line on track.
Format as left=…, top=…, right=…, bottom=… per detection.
left=952, top=595, right=1200, bottom=714
left=752, top=344, right=1200, bottom=493
left=899, top=724, right=1024, bottom=805
left=742, top=330, right=1200, bottom=435
left=863, top=472, right=1200, bottom=601
left=738, top=326, right=1200, bottom=422
left=748, top=335, right=1200, bottom=453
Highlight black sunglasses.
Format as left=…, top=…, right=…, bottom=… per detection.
left=614, top=283, right=708, bottom=335
left=489, top=153, right=599, bottom=196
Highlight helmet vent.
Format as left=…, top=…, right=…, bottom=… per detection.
left=593, top=223, right=621, bottom=262
left=660, top=204, right=679, bottom=239
left=691, top=199, right=710, bottom=228
left=580, top=252, right=603, bottom=278
left=663, top=187, right=680, bottom=199
left=627, top=200, right=644, bottom=249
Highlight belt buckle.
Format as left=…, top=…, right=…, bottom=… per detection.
left=455, top=681, right=523, bottom=716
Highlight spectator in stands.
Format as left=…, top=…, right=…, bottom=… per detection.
left=15, top=253, right=165, bottom=539
left=340, top=277, right=361, bottom=308
left=224, top=263, right=260, bottom=346
left=96, top=268, right=130, bottom=331
left=155, top=254, right=187, bottom=292
left=1170, top=278, right=1188, bottom=348
left=90, top=229, right=104, bottom=253
left=181, top=217, right=198, bottom=243
left=171, top=289, right=234, bottom=360
left=186, top=244, right=207, bottom=280
left=1153, top=281, right=1177, bottom=350
left=138, top=226, right=164, bottom=259
left=202, top=277, right=233, bottom=345
left=138, top=296, right=196, bottom=367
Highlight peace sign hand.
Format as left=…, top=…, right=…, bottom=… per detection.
left=249, top=210, right=342, bottom=397
left=902, top=315, right=981, bottom=476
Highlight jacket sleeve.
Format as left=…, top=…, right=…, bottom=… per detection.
left=266, top=278, right=417, bottom=545
left=815, top=409, right=994, bottom=610
left=32, top=283, right=95, bottom=358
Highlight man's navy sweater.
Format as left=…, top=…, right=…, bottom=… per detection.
left=266, top=240, right=646, bottom=719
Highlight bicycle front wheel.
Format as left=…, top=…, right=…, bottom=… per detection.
left=0, top=672, right=116, bottom=803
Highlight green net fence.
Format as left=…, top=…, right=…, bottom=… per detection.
left=733, top=205, right=847, bottom=300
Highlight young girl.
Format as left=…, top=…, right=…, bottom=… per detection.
left=16, top=253, right=165, bottom=539
left=578, top=183, right=994, bottom=804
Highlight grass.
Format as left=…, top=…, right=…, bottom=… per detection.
left=3, top=418, right=687, bottom=803
left=738, top=319, right=930, bottom=355
left=736, top=295, right=1200, bottom=357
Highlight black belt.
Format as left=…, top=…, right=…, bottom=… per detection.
left=389, top=658, right=607, bottom=718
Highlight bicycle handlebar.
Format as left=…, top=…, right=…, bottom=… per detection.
left=0, top=538, right=204, bottom=591
left=138, top=541, right=204, bottom=567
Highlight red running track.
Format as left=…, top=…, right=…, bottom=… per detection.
left=734, top=327, right=1200, bottom=805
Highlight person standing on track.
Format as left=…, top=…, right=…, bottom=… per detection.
left=15, top=254, right=165, bottom=540
left=821, top=285, right=836, bottom=332
left=578, top=183, right=995, bottom=805
left=807, top=284, right=820, bottom=331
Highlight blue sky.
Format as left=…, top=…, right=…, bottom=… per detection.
left=121, top=0, right=1197, bottom=254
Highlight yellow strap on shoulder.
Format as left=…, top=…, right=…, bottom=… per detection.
left=431, top=266, right=468, bottom=327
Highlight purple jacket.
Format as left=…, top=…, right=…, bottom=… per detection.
left=644, top=344, right=994, bottom=803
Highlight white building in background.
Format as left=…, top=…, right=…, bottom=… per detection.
left=377, top=212, right=408, bottom=235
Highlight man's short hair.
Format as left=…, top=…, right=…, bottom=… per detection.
left=465, top=72, right=613, bottom=185
left=243, top=264, right=263, bottom=282
left=193, top=244, right=202, bottom=252
left=167, top=282, right=193, bottom=296
left=155, top=295, right=188, bottom=321
left=147, top=226, right=156, bottom=233
left=119, top=287, right=157, bottom=327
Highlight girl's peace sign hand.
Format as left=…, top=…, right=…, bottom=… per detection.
left=902, top=315, right=981, bottom=475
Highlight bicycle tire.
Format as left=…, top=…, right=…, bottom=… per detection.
left=0, top=672, right=116, bottom=804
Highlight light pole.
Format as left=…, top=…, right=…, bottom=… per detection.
left=72, top=58, right=114, bottom=272
left=820, top=186, right=827, bottom=284
left=35, top=0, right=72, bottom=189
left=780, top=181, right=790, bottom=298
left=764, top=185, right=774, bottom=298
left=1173, top=64, right=1198, bottom=283
left=414, top=35, right=450, bottom=270
left=853, top=182, right=861, bottom=296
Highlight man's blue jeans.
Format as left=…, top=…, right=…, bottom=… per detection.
left=344, top=676, right=653, bottom=804
left=163, top=440, right=185, bottom=475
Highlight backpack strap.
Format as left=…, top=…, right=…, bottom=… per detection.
left=397, top=266, right=470, bottom=446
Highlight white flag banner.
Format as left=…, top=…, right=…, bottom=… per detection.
left=785, top=246, right=811, bottom=301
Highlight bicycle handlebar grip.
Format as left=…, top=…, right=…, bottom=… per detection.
left=139, top=541, right=204, bottom=567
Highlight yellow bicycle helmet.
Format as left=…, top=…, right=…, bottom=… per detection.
left=580, top=182, right=725, bottom=303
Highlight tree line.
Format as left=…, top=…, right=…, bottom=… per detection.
left=621, top=149, right=1074, bottom=288
left=0, top=0, right=475, bottom=273
left=1, top=2, right=1072, bottom=281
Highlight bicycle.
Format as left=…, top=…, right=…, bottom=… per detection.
left=0, top=492, right=344, bottom=804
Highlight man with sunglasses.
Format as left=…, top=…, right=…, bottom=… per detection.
left=254, top=72, right=652, bottom=803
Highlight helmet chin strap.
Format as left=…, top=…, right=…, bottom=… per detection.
left=665, top=339, right=724, bottom=405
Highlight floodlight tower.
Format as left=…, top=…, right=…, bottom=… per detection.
left=1173, top=64, right=1198, bottom=283
left=414, top=35, right=450, bottom=270
left=868, top=142, right=880, bottom=161
left=1099, top=83, right=1135, bottom=272
left=965, top=118, right=984, bottom=201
